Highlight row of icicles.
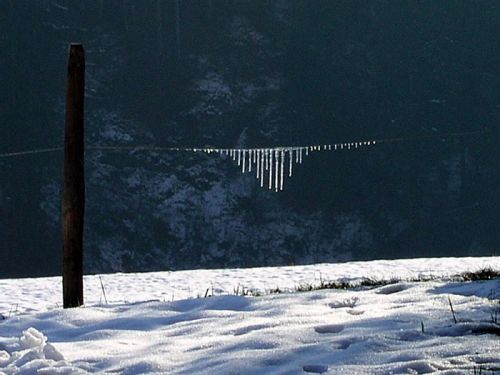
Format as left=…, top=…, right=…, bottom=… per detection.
left=190, top=140, right=377, bottom=192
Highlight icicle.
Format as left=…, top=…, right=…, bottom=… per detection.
left=260, top=150, right=265, bottom=187
left=237, top=150, right=241, bottom=165
left=275, top=150, right=279, bottom=192
left=328, top=145, right=332, bottom=150
left=280, top=150, right=284, bottom=191
left=269, top=149, right=273, bottom=189
left=299, top=147, right=303, bottom=163
left=289, top=149, right=293, bottom=177
left=265, top=149, right=269, bottom=170
left=248, top=150, right=252, bottom=172
left=256, top=150, right=260, bottom=179
left=242, top=150, right=246, bottom=173
left=295, top=148, right=299, bottom=163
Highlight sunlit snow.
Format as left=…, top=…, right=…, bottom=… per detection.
left=0, top=257, right=499, bottom=374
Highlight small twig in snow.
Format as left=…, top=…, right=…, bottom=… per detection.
left=99, top=276, right=109, bottom=305
left=448, top=296, right=457, bottom=324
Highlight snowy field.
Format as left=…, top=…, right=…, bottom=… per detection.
left=0, top=257, right=499, bottom=374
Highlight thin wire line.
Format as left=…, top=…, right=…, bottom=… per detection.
left=87, top=129, right=487, bottom=152
left=0, top=147, right=64, bottom=158
left=86, top=145, right=184, bottom=152
left=0, top=128, right=488, bottom=159
left=372, top=129, right=486, bottom=144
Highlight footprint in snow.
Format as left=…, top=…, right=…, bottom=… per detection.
left=332, top=338, right=355, bottom=350
left=303, top=364, right=329, bottom=373
left=314, top=324, right=344, bottom=334
left=346, top=309, right=364, bottom=316
left=233, top=323, right=274, bottom=336
left=376, top=283, right=411, bottom=295
left=328, top=297, right=359, bottom=309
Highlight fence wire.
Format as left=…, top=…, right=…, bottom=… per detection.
left=0, top=129, right=487, bottom=159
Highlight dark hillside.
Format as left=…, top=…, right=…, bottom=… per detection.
left=0, top=1, right=498, bottom=277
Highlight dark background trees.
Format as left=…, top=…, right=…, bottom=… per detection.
left=1, top=1, right=498, bottom=277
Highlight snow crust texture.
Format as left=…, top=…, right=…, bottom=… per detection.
left=0, top=257, right=499, bottom=374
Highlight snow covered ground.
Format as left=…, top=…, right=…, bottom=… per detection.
left=0, top=257, right=499, bottom=374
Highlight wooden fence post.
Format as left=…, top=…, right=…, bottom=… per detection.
left=62, top=44, right=85, bottom=308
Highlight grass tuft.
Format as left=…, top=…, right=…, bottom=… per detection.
left=290, top=268, right=499, bottom=295
left=458, top=268, right=500, bottom=281
left=222, top=268, right=499, bottom=300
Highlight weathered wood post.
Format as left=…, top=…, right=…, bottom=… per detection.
left=62, top=44, right=85, bottom=308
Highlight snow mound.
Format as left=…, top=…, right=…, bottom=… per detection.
left=0, top=328, right=87, bottom=375
left=0, top=257, right=498, bottom=374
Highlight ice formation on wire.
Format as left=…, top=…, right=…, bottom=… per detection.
left=194, top=141, right=376, bottom=192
